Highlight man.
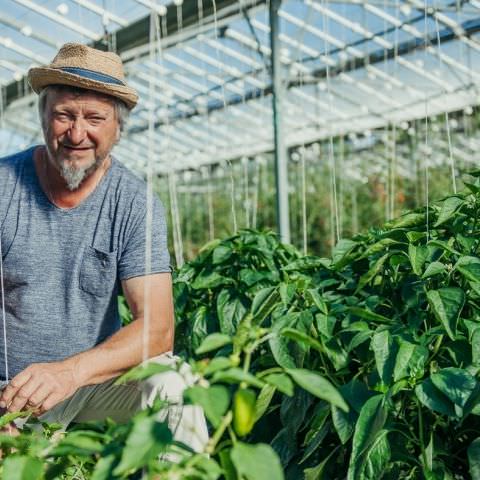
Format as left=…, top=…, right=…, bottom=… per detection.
left=0, top=43, right=208, bottom=452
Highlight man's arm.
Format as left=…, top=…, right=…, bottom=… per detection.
left=0, top=272, right=174, bottom=415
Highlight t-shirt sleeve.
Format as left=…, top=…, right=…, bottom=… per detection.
left=118, top=194, right=171, bottom=280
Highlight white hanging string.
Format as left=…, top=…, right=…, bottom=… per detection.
left=252, top=157, right=260, bottom=229
left=433, top=7, right=456, bottom=193
left=300, top=149, right=307, bottom=255
left=204, top=166, right=215, bottom=241
left=384, top=127, right=390, bottom=220
left=0, top=239, right=9, bottom=383
left=0, top=70, right=8, bottom=383
left=321, top=0, right=340, bottom=250
left=243, top=157, right=250, bottom=228
left=338, top=137, right=344, bottom=239
left=169, top=171, right=184, bottom=267
left=228, top=160, right=238, bottom=233
left=390, top=123, right=397, bottom=219
left=142, top=6, right=160, bottom=410
left=210, top=0, right=237, bottom=232
left=351, top=182, right=358, bottom=235
left=424, top=1, right=430, bottom=239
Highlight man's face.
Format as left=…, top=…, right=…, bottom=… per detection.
left=42, top=89, right=119, bottom=190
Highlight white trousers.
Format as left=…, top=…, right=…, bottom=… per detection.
left=23, top=353, right=209, bottom=454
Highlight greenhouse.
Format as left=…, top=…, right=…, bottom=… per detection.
left=1, top=0, right=480, bottom=478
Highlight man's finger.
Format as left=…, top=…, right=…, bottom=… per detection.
left=25, top=383, right=51, bottom=410
left=37, top=392, right=61, bottom=416
left=0, top=371, right=32, bottom=407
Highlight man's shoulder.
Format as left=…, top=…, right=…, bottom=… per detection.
left=0, top=147, right=33, bottom=172
left=110, top=159, right=161, bottom=208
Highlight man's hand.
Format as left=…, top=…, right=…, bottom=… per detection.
left=0, top=361, right=79, bottom=416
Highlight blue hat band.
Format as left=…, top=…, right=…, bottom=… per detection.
left=58, top=66, right=125, bottom=86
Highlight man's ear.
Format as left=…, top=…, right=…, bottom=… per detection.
left=115, top=127, right=121, bottom=143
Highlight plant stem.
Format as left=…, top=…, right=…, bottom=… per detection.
left=205, top=411, right=233, bottom=455
left=417, top=399, right=428, bottom=472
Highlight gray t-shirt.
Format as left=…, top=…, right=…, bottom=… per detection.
left=0, top=146, right=171, bottom=379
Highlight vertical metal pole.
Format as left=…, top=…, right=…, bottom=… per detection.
left=269, top=0, right=290, bottom=244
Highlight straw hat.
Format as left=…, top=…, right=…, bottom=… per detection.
left=28, top=43, right=138, bottom=110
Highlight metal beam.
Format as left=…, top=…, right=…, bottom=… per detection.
left=4, top=0, right=266, bottom=108
left=270, top=0, right=290, bottom=244
left=138, top=14, right=480, bottom=128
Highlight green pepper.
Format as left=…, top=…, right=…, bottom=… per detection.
left=233, top=388, right=256, bottom=437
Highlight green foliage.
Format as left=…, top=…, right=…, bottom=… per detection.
left=4, top=176, right=480, bottom=478
left=171, top=176, right=480, bottom=478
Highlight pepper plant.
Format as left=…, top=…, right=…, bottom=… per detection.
left=3, top=173, right=480, bottom=478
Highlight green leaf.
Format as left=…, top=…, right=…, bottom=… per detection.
left=422, top=262, right=446, bottom=279
left=473, top=330, right=480, bottom=367
left=192, top=271, right=234, bottom=289
left=269, top=334, right=296, bottom=369
left=363, top=429, right=391, bottom=478
left=387, top=212, right=426, bottom=229
left=304, top=446, right=340, bottom=480
left=316, top=313, right=336, bottom=339
left=195, top=333, right=232, bottom=355
left=434, top=196, right=464, bottom=227
left=115, top=362, right=173, bottom=385
left=219, top=449, right=237, bottom=480
left=361, top=238, right=401, bottom=258
left=371, top=330, right=396, bottom=384
left=393, top=341, right=428, bottom=382
left=254, top=384, right=277, bottom=422
left=468, top=438, right=480, bottom=479
left=91, top=455, right=117, bottom=480
left=211, top=368, right=264, bottom=388
left=332, top=239, right=359, bottom=269
left=307, top=289, right=328, bottom=314
left=457, top=263, right=480, bottom=284
left=287, top=368, right=348, bottom=412
left=409, top=244, right=429, bottom=276
left=184, top=385, right=230, bottom=428
left=347, top=395, right=388, bottom=480
left=323, top=337, right=349, bottom=371
left=212, top=244, right=233, bottom=264
left=279, top=282, right=296, bottom=305
left=0, top=410, right=32, bottom=428
left=340, top=380, right=375, bottom=413
left=427, top=288, right=465, bottom=340
left=113, top=417, right=172, bottom=475
left=283, top=256, right=331, bottom=272
left=2, top=456, right=43, bottom=480
left=264, top=373, right=294, bottom=396
left=415, top=378, right=456, bottom=417
left=431, top=368, right=477, bottom=409
left=251, top=287, right=280, bottom=325
left=280, top=328, right=324, bottom=353
left=230, top=442, right=284, bottom=480
left=356, top=253, right=390, bottom=293
left=332, top=404, right=357, bottom=444
left=427, top=239, right=461, bottom=257
left=203, top=357, right=233, bottom=376
left=51, top=430, right=105, bottom=456
left=217, top=290, right=247, bottom=336
left=348, top=307, right=393, bottom=324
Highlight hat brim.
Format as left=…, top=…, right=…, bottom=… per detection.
left=28, top=67, right=138, bottom=110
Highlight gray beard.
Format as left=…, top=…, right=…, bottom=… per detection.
left=59, top=159, right=102, bottom=191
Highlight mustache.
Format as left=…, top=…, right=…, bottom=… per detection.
left=59, top=142, right=95, bottom=149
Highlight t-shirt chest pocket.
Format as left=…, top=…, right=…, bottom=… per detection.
left=80, top=246, right=117, bottom=296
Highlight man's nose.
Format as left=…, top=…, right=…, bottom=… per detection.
left=67, top=119, right=87, bottom=144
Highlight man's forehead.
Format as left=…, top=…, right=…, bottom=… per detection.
left=46, top=88, right=116, bottom=110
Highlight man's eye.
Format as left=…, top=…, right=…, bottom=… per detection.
left=55, top=113, right=69, bottom=121
left=88, top=117, right=104, bottom=124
